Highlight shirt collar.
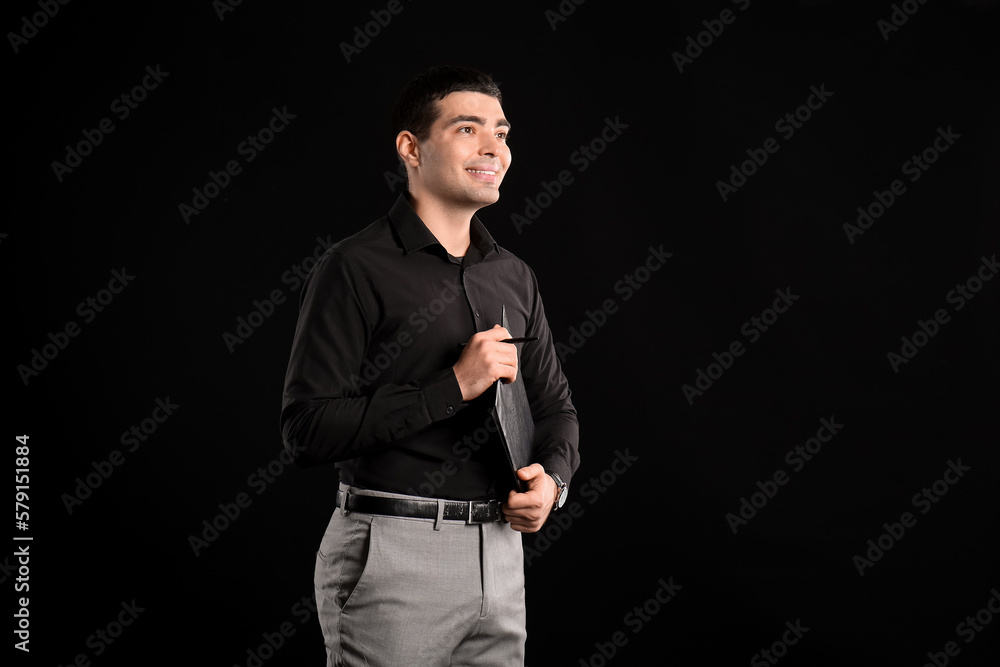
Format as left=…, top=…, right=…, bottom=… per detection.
left=389, top=194, right=499, bottom=258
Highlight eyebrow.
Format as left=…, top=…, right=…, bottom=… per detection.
left=446, top=115, right=511, bottom=131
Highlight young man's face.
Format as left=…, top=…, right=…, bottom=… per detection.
left=408, top=91, right=512, bottom=212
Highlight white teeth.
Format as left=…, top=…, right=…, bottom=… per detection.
left=466, top=169, right=496, bottom=174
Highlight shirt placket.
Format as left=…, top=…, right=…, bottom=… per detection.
left=459, top=258, right=492, bottom=334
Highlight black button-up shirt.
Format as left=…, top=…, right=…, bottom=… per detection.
left=280, top=194, right=579, bottom=500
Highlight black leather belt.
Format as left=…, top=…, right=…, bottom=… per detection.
left=336, top=489, right=504, bottom=524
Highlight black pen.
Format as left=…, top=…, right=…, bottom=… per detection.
left=459, top=337, right=538, bottom=347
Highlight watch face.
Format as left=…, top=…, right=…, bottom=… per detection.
left=549, top=473, right=568, bottom=508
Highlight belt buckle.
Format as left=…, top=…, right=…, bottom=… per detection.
left=467, top=500, right=493, bottom=524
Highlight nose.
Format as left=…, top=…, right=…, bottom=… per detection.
left=480, top=133, right=504, bottom=157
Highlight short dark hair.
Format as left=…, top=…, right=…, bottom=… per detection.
left=391, top=66, right=503, bottom=141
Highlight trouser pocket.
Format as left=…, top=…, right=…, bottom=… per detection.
left=315, top=510, right=375, bottom=611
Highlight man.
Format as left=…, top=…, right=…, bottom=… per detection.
left=280, top=66, right=579, bottom=666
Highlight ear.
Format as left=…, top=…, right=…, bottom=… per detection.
left=395, top=130, right=420, bottom=169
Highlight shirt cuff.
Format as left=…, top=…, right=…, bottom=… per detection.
left=419, top=368, right=465, bottom=422
left=539, top=455, right=575, bottom=490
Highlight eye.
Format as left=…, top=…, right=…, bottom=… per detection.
left=459, top=126, right=473, bottom=134
left=496, top=131, right=508, bottom=140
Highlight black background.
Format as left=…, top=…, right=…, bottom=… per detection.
left=7, top=1, right=999, bottom=665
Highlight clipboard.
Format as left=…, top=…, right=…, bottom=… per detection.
left=492, top=305, right=534, bottom=493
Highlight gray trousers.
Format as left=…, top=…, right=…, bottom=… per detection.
left=315, top=483, right=526, bottom=666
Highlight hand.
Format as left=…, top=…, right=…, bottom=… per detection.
left=503, top=463, right=557, bottom=533
left=452, top=324, right=518, bottom=402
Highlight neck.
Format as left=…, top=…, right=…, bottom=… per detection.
left=409, top=193, right=475, bottom=257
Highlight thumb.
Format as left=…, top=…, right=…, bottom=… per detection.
left=517, top=463, right=545, bottom=482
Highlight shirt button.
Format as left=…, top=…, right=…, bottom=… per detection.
left=446, top=405, right=454, bottom=415
left=475, top=310, right=480, bottom=318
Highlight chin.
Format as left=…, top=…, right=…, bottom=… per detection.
left=457, top=189, right=499, bottom=209
left=476, top=194, right=500, bottom=209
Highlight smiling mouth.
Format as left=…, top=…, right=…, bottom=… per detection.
left=465, top=167, right=499, bottom=184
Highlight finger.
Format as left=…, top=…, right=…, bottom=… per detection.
left=504, top=490, right=530, bottom=510
left=503, top=497, right=544, bottom=519
left=503, top=500, right=538, bottom=518
left=465, top=327, right=512, bottom=348
left=508, top=518, right=542, bottom=533
left=503, top=501, right=542, bottom=521
left=504, top=510, right=542, bottom=528
left=495, top=352, right=518, bottom=383
left=489, top=326, right=512, bottom=341
left=503, top=501, right=534, bottom=516
left=494, top=346, right=518, bottom=368
left=517, top=463, right=545, bottom=481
